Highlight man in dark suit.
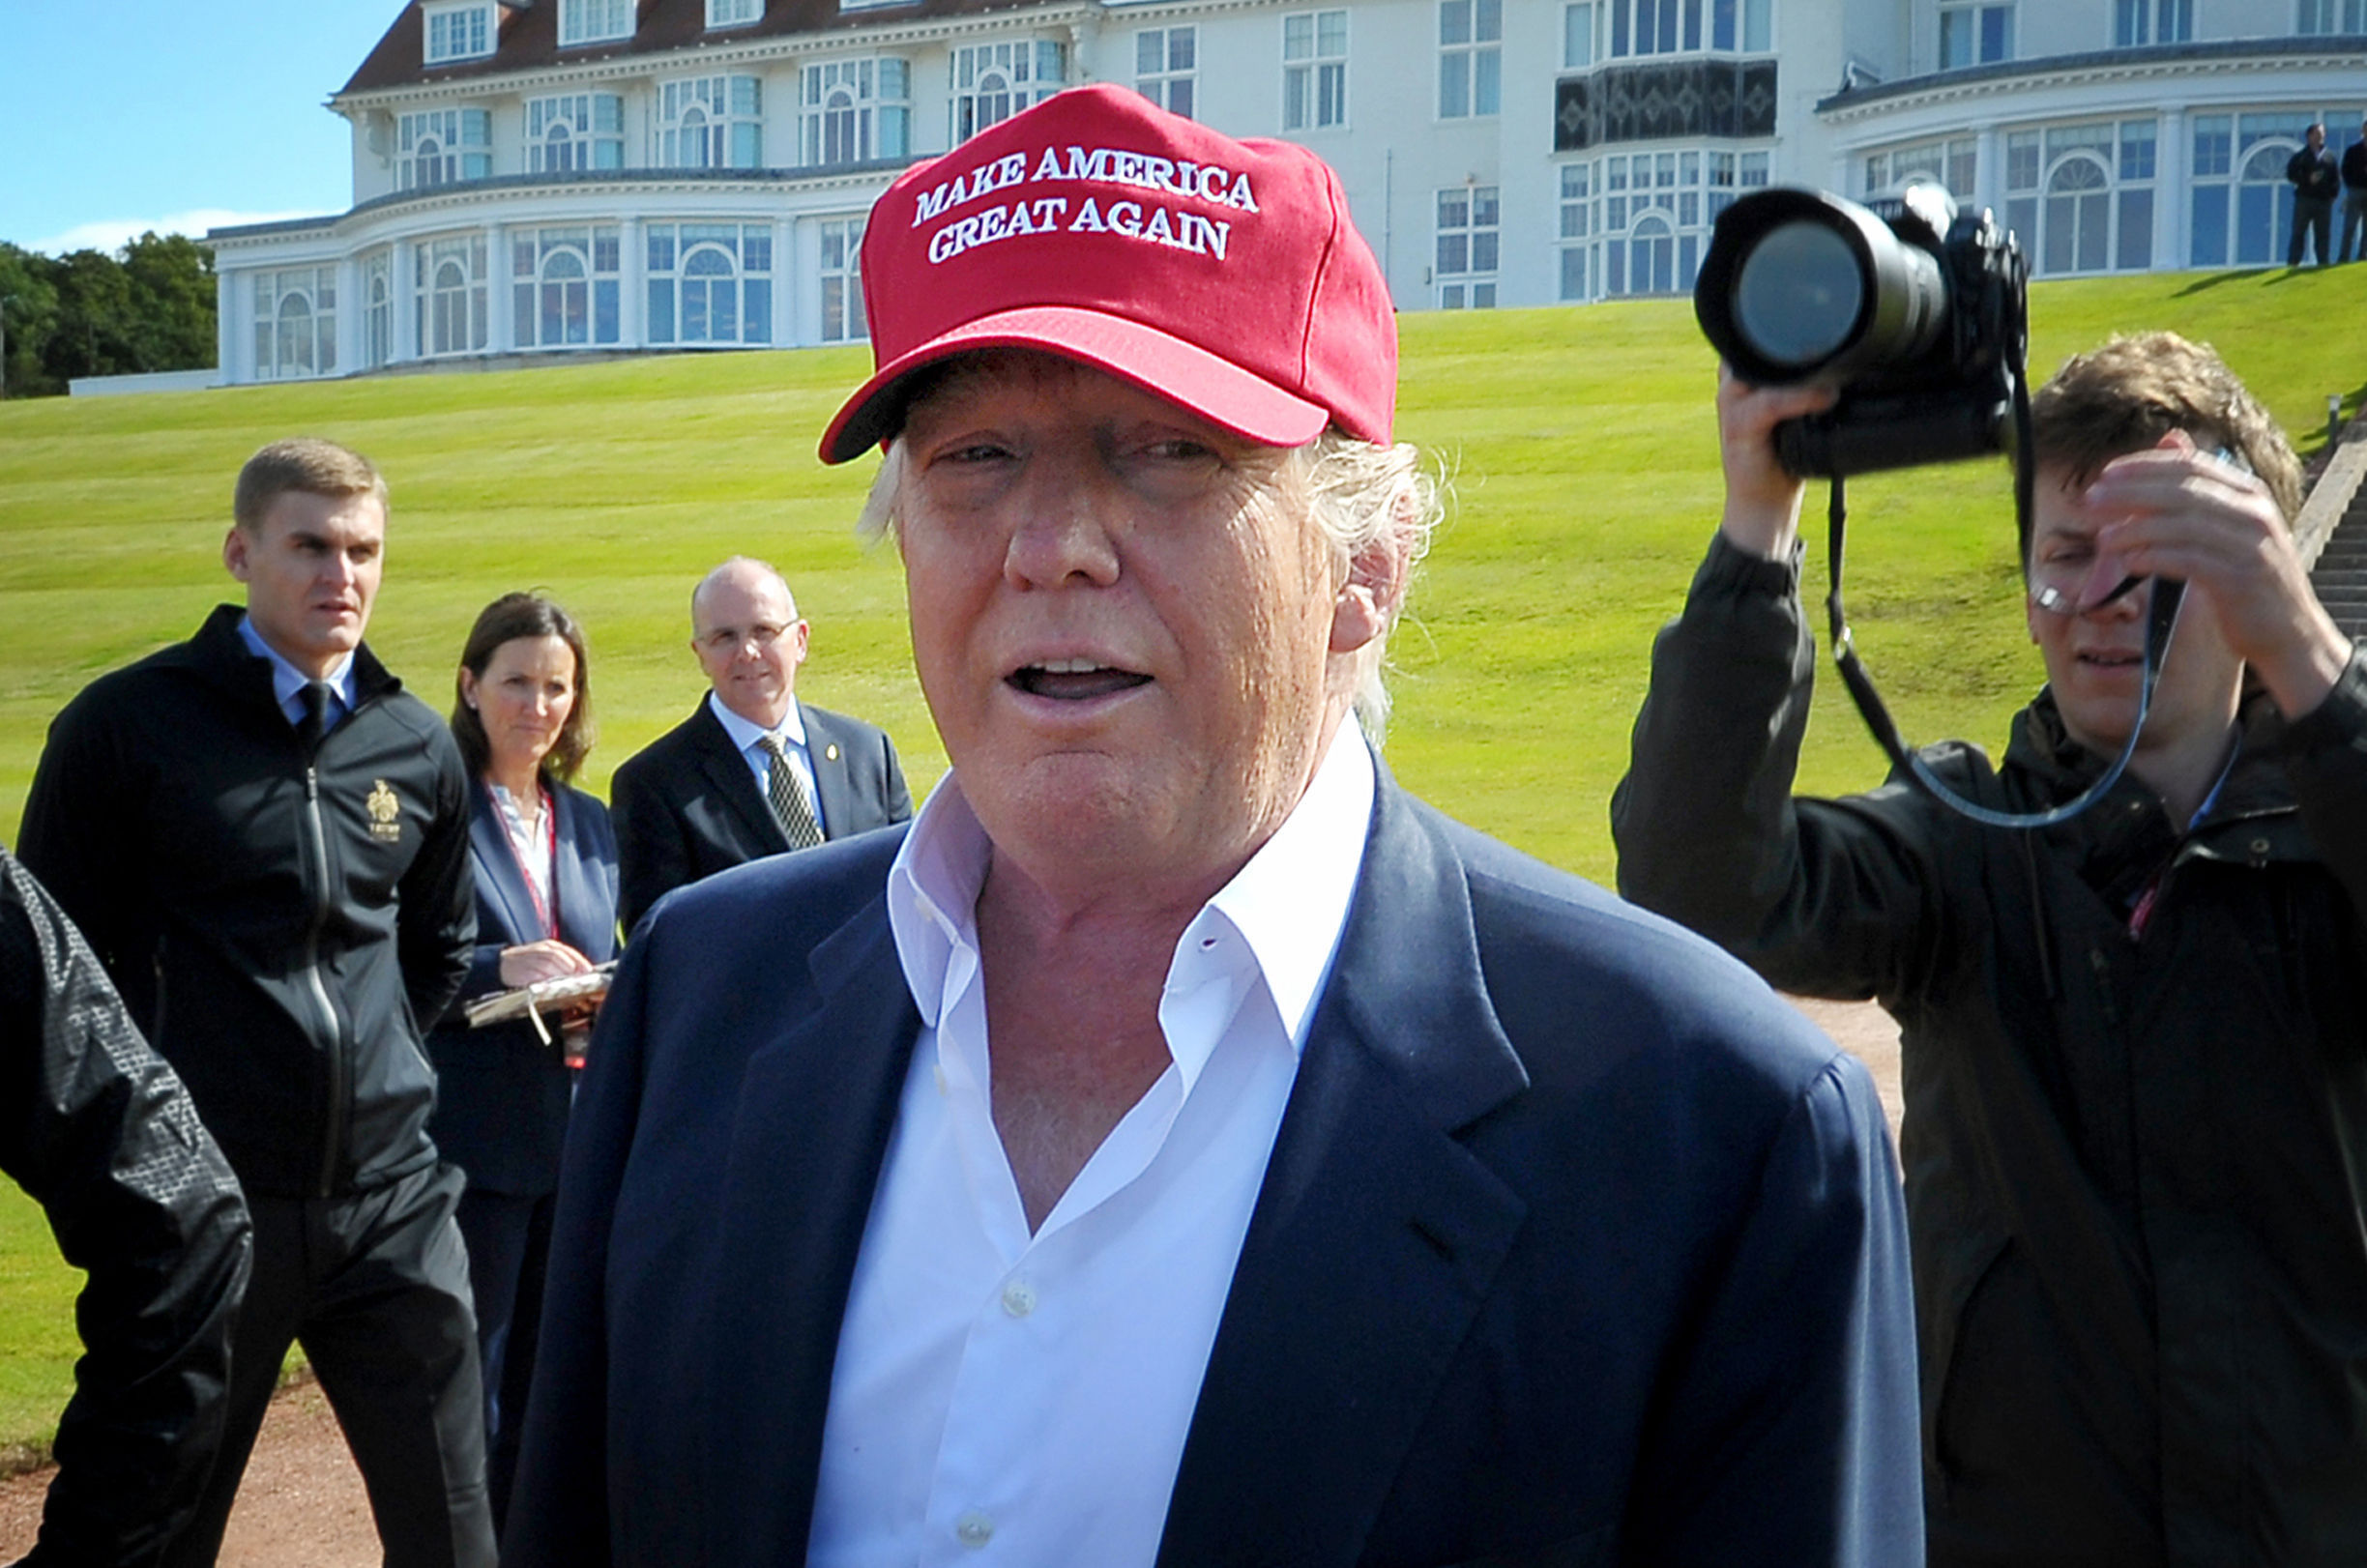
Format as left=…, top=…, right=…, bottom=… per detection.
left=507, top=87, right=1921, bottom=1568
left=609, top=556, right=910, bottom=929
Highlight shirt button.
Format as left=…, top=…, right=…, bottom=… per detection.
left=955, top=1510, right=994, bottom=1549
left=1001, top=1279, right=1037, bottom=1318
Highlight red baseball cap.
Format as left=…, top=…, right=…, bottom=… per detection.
left=818, top=83, right=1396, bottom=464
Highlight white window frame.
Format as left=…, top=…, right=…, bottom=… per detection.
left=708, top=0, right=763, bottom=28
left=398, top=108, right=492, bottom=190
left=1283, top=10, right=1349, bottom=132
left=1435, top=184, right=1500, bottom=308
left=820, top=216, right=866, bottom=343
left=528, top=93, right=625, bottom=173
left=1563, top=2, right=1597, bottom=67
left=950, top=40, right=1067, bottom=145
left=645, top=222, right=774, bottom=347
left=424, top=0, right=495, bottom=64
left=363, top=251, right=393, bottom=370
left=801, top=57, right=910, bottom=166
left=1439, top=0, right=1501, bottom=120
left=559, top=0, right=635, bottom=47
left=415, top=234, right=488, bottom=359
left=252, top=267, right=338, bottom=381
left=1938, top=2, right=2012, bottom=69
left=511, top=226, right=623, bottom=349
left=1600, top=0, right=1769, bottom=58
left=2297, top=0, right=2367, bottom=32
left=2114, top=0, right=2192, bottom=44
left=659, top=75, right=764, bottom=170
left=1558, top=163, right=1593, bottom=301
left=1135, top=26, right=1197, bottom=119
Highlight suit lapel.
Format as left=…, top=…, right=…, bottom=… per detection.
left=466, top=784, right=542, bottom=944
left=704, top=891, right=921, bottom=1560
left=691, top=700, right=790, bottom=854
left=1158, top=778, right=1533, bottom=1568
left=546, top=788, right=618, bottom=963
left=803, top=704, right=856, bottom=842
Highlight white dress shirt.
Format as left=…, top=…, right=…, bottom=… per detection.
left=805, top=724, right=1376, bottom=1568
left=706, top=689, right=825, bottom=836
left=238, top=614, right=358, bottom=731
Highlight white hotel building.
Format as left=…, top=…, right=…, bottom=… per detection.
left=207, top=0, right=2367, bottom=385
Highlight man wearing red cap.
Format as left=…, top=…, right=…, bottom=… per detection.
left=507, top=85, right=1920, bottom=1568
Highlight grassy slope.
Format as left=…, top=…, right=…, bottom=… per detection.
left=0, top=264, right=2357, bottom=1453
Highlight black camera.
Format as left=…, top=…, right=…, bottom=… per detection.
left=1693, top=184, right=2028, bottom=478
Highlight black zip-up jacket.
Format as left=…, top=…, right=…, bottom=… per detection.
left=2343, top=140, right=2367, bottom=195
left=2, top=846, right=250, bottom=1568
left=18, top=604, right=474, bottom=1198
left=1613, top=537, right=2367, bottom=1566
left=2287, top=145, right=2340, bottom=203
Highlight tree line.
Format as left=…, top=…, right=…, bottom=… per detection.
left=0, top=234, right=218, bottom=398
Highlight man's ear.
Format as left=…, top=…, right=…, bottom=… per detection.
left=1330, top=534, right=1409, bottom=654
left=222, top=526, right=251, bottom=584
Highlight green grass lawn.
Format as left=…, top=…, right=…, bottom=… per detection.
left=0, top=262, right=2359, bottom=1457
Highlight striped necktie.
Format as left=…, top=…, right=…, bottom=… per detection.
left=757, top=734, right=823, bottom=850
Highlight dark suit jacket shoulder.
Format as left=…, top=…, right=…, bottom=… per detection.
left=507, top=770, right=1919, bottom=1567
left=425, top=781, right=620, bottom=1196
left=609, top=699, right=910, bottom=933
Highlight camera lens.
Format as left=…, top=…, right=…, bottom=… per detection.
left=1732, top=221, right=1864, bottom=368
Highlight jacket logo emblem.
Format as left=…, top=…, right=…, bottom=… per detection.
left=366, top=779, right=402, bottom=842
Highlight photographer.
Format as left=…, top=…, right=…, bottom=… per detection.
left=1613, top=333, right=2367, bottom=1565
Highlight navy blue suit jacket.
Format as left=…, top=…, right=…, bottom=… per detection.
left=425, top=781, right=619, bottom=1197
left=506, top=769, right=1921, bottom=1566
left=609, top=699, right=911, bottom=933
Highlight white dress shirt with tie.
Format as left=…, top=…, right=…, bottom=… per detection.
left=238, top=614, right=358, bottom=731
left=805, top=724, right=1374, bottom=1568
left=706, top=690, right=825, bottom=838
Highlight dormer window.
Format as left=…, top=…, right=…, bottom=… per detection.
left=559, top=0, right=635, bottom=48
left=424, top=0, right=496, bottom=64
left=708, top=0, right=763, bottom=28
left=399, top=107, right=494, bottom=189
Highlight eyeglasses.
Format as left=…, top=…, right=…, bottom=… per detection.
left=697, top=622, right=792, bottom=654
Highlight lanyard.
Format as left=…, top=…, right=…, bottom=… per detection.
left=490, top=781, right=559, bottom=940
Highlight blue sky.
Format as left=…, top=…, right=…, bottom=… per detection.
left=3, top=1, right=407, bottom=255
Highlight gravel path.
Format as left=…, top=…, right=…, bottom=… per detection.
left=0, top=998, right=1902, bottom=1565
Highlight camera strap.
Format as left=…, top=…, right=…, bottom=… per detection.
left=1822, top=472, right=2187, bottom=830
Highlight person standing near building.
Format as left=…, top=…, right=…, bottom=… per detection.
left=2287, top=122, right=2340, bottom=267
left=2339, top=116, right=2367, bottom=264
left=609, top=557, right=910, bottom=931
left=16, top=438, right=492, bottom=1568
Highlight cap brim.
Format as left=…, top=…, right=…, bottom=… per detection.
left=816, top=305, right=1333, bottom=464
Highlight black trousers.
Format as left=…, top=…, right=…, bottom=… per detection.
left=453, top=1183, right=557, bottom=1531
left=2290, top=194, right=2334, bottom=266
left=164, top=1161, right=496, bottom=1568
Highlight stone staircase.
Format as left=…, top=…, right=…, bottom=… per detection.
left=2301, top=429, right=2367, bottom=642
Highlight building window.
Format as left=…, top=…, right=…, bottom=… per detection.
left=1597, top=147, right=1733, bottom=296
left=252, top=267, right=337, bottom=380
left=1439, top=0, right=1501, bottom=119
left=559, top=0, right=634, bottom=46
left=416, top=234, right=487, bottom=358
left=1938, top=3, right=2011, bottom=68
left=363, top=251, right=393, bottom=369
left=1859, top=137, right=1979, bottom=202
left=424, top=1, right=495, bottom=64
left=2115, top=0, right=2192, bottom=43
left=708, top=0, right=762, bottom=28
left=529, top=94, right=625, bottom=172
left=2187, top=110, right=2344, bottom=265
left=1284, top=11, right=1349, bottom=131
left=2003, top=120, right=2156, bottom=276
left=802, top=58, right=909, bottom=165
left=398, top=108, right=492, bottom=189
left=950, top=41, right=1067, bottom=144
left=820, top=216, right=865, bottom=343
left=512, top=227, right=621, bottom=348
left=1436, top=186, right=1499, bottom=307
left=1598, top=0, right=1769, bottom=58
left=2298, top=0, right=2367, bottom=33
left=660, top=75, right=763, bottom=170
left=647, top=222, right=773, bottom=346
left=1558, top=163, right=1593, bottom=300
left=1136, top=27, right=1197, bottom=118
left=1564, top=3, right=1595, bottom=66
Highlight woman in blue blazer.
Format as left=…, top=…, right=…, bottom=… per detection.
left=425, top=592, right=619, bottom=1529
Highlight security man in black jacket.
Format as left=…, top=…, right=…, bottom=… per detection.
left=2286, top=122, right=2341, bottom=267
left=18, top=439, right=490, bottom=1568
left=2, top=846, right=249, bottom=1568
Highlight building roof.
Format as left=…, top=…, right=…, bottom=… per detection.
left=339, top=0, right=1063, bottom=97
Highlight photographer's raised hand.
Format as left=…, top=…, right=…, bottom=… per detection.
left=2081, top=429, right=2351, bottom=719
left=1716, top=363, right=1839, bottom=560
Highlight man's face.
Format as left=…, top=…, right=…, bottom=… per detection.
left=2308, top=126, right=2326, bottom=152
left=2024, top=465, right=2242, bottom=760
left=692, top=566, right=807, bottom=729
left=223, top=489, right=386, bottom=679
left=895, top=354, right=1364, bottom=901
